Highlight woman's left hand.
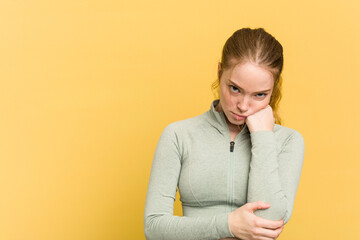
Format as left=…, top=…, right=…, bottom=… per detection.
left=246, top=105, right=275, bottom=133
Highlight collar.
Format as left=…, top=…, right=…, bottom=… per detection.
left=207, top=99, right=249, bottom=136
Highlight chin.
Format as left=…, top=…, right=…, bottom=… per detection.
left=225, top=112, right=245, bottom=125
left=231, top=119, right=245, bottom=125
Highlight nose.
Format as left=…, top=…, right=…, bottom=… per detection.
left=237, top=96, right=249, bottom=113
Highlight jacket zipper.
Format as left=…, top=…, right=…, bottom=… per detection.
left=228, top=141, right=235, bottom=211
left=230, top=141, right=235, bottom=152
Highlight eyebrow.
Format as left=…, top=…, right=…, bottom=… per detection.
left=228, top=79, right=272, bottom=93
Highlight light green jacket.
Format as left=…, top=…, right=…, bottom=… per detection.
left=144, top=99, right=305, bottom=240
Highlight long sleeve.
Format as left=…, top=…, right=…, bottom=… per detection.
left=246, top=130, right=305, bottom=224
left=144, top=124, right=234, bottom=240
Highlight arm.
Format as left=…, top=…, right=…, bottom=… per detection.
left=144, top=124, right=234, bottom=240
left=247, top=129, right=305, bottom=224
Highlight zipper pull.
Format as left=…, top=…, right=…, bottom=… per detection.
left=230, top=141, right=235, bottom=152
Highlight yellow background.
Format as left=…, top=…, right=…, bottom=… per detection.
left=1, top=0, right=359, bottom=239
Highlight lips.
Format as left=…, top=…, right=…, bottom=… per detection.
left=231, top=112, right=247, bottom=121
left=232, top=112, right=247, bottom=118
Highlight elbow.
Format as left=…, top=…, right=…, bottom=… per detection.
left=275, top=196, right=294, bottom=225
left=144, top=227, right=154, bottom=240
left=143, top=215, right=153, bottom=240
left=254, top=198, right=290, bottom=223
left=282, top=207, right=293, bottom=225
left=144, top=214, right=162, bottom=240
left=143, top=218, right=151, bottom=240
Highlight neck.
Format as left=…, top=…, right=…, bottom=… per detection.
left=215, top=101, right=244, bottom=133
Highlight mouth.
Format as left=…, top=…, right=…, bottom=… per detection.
left=231, top=112, right=247, bottom=120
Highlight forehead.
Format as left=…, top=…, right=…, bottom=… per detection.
left=228, top=62, right=274, bottom=92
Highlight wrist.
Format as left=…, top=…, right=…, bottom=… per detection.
left=246, top=122, right=274, bottom=133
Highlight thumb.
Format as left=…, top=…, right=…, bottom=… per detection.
left=246, top=201, right=271, bottom=212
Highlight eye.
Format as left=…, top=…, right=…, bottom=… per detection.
left=230, top=85, right=239, bottom=92
left=255, top=93, right=267, bottom=98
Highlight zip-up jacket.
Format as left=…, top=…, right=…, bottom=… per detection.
left=144, top=99, right=305, bottom=240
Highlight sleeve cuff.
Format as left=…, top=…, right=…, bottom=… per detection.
left=216, top=212, right=235, bottom=238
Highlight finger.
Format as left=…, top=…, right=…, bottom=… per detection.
left=257, top=237, right=276, bottom=240
left=254, top=217, right=284, bottom=229
left=246, top=201, right=271, bottom=212
left=275, top=225, right=284, bottom=236
left=252, top=227, right=280, bottom=239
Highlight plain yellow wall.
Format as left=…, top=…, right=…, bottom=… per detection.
left=1, top=0, right=359, bottom=239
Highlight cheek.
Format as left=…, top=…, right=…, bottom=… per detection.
left=220, top=86, right=232, bottom=103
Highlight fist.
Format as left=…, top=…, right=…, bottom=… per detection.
left=246, top=105, right=275, bottom=133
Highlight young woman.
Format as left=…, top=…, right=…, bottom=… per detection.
left=144, top=28, right=305, bottom=240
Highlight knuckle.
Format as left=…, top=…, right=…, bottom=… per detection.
left=246, top=202, right=253, bottom=210
left=252, top=228, right=259, bottom=235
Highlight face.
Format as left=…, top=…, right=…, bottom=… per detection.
left=217, top=61, right=274, bottom=128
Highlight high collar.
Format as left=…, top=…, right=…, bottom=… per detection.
left=206, top=99, right=249, bottom=136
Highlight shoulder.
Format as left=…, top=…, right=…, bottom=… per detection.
left=156, top=112, right=209, bottom=155
left=162, top=111, right=208, bottom=135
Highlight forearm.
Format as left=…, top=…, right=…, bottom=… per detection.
left=246, top=130, right=304, bottom=224
left=247, top=131, right=287, bottom=221
left=144, top=211, right=233, bottom=240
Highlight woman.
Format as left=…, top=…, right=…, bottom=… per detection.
left=144, top=28, right=305, bottom=240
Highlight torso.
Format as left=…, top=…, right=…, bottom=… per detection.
left=164, top=100, right=302, bottom=216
